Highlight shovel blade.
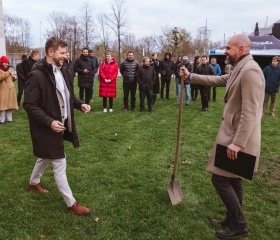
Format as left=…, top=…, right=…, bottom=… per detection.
left=167, top=180, right=184, bottom=205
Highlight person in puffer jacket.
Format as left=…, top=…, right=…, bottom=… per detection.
left=120, top=51, right=140, bottom=111
left=99, top=53, right=118, bottom=112
left=262, top=56, right=280, bottom=116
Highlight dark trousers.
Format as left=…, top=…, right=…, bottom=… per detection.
left=123, top=81, right=137, bottom=109
left=140, top=88, right=153, bottom=112
left=160, top=77, right=171, bottom=99
left=89, top=75, right=96, bottom=100
left=103, top=97, right=113, bottom=109
left=17, top=80, right=25, bottom=106
left=208, top=87, right=217, bottom=101
left=191, top=84, right=199, bottom=102
left=211, top=174, right=247, bottom=229
left=79, top=87, right=91, bottom=104
left=199, top=85, right=209, bottom=109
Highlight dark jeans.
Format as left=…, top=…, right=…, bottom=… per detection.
left=211, top=174, right=247, bottom=229
left=103, top=97, right=113, bottom=109
left=89, top=75, right=96, bottom=100
left=199, top=85, right=209, bottom=109
left=160, top=77, right=171, bottom=99
left=140, top=88, right=153, bottom=112
left=17, top=80, right=25, bottom=106
left=123, top=81, right=137, bottom=109
left=208, top=87, right=217, bottom=101
left=191, top=84, right=199, bottom=102
left=79, top=87, right=91, bottom=104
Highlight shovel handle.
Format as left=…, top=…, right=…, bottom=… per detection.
left=172, top=76, right=184, bottom=178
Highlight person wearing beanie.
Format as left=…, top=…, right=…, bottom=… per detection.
left=0, top=56, right=18, bottom=124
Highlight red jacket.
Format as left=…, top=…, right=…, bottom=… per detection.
left=99, top=58, right=118, bottom=98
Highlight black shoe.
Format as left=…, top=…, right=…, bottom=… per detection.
left=210, top=218, right=229, bottom=228
left=216, top=227, right=250, bottom=239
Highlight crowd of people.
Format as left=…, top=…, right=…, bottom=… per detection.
left=1, top=34, right=280, bottom=239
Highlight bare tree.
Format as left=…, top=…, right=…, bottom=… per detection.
left=4, top=13, right=31, bottom=53
left=137, top=36, right=158, bottom=56
left=45, top=11, right=81, bottom=59
left=105, top=0, right=127, bottom=65
left=78, top=1, right=95, bottom=48
left=96, top=13, right=111, bottom=58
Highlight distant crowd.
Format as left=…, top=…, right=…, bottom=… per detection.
left=0, top=48, right=280, bottom=124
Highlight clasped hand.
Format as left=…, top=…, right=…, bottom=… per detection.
left=105, top=79, right=111, bottom=83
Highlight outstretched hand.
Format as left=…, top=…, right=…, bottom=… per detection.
left=81, top=104, right=91, bottom=114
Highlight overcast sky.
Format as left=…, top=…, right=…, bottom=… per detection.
left=3, top=0, right=280, bottom=48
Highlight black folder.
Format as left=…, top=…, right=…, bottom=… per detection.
left=214, top=144, right=256, bottom=180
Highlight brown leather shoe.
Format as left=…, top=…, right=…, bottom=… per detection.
left=68, top=202, right=91, bottom=216
left=28, top=183, right=49, bottom=193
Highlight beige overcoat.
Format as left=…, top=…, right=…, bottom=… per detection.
left=0, top=69, right=18, bottom=111
left=191, top=55, right=265, bottom=178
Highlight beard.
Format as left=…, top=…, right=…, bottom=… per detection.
left=53, top=56, right=63, bottom=67
left=225, top=54, right=237, bottom=65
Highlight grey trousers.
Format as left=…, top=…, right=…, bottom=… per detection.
left=211, top=174, right=247, bottom=229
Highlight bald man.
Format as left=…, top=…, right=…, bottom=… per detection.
left=180, top=34, right=265, bottom=239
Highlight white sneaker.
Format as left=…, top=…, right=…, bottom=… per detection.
left=109, top=109, right=113, bottom=112
left=103, top=108, right=107, bottom=112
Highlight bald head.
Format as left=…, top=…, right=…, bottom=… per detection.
left=225, top=34, right=251, bottom=64
left=229, top=34, right=251, bottom=54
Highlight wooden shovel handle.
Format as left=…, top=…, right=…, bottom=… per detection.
left=172, top=76, right=184, bottom=180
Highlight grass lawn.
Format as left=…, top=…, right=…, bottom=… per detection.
left=0, top=78, right=279, bottom=240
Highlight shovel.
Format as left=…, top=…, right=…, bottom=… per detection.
left=167, top=76, right=185, bottom=205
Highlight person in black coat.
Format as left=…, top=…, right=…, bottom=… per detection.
left=159, top=52, right=175, bottom=100
left=16, top=54, right=27, bottom=106
left=23, top=37, right=91, bottom=216
left=150, top=53, right=160, bottom=104
left=89, top=49, right=99, bottom=102
left=136, top=57, right=156, bottom=112
left=21, top=50, right=40, bottom=82
left=73, top=48, right=95, bottom=104
left=195, top=55, right=214, bottom=111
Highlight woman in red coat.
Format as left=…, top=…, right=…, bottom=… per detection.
left=98, top=53, right=118, bottom=112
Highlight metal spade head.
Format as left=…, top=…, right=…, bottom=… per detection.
left=167, top=179, right=184, bottom=205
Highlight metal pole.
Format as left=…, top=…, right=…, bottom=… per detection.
left=40, top=22, right=42, bottom=58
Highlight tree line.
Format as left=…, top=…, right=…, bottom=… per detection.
left=4, top=0, right=221, bottom=64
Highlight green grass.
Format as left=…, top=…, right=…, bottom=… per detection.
left=0, top=79, right=279, bottom=240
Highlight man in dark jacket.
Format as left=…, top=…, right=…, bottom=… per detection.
left=73, top=47, right=94, bottom=104
left=89, top=49, right=99, bottom=102
left=159, top=52, right=175, bottom=100
left=120, top=51, right=140, bottom=111
left=16, top=54, right=27, bottom=106
left=195, top=55, right=214, bottom=111
left=136, top=57, right=156, bottom=112
left=23, top=37, right=91, bottom=216
left=263, top=56, right=280, bottom=116
left=150, top=53, right=160, bottom=104
left=63, top=51, right=74, bottom=80
left=21, top=50, right=40, bottom=82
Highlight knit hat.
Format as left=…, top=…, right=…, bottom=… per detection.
left=0, top=56, right=10, bottom=63
left=182, top=56, right=188, bottom=61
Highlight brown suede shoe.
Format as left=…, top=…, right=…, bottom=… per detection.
left=68, top=202, right=91, bottom=216
left=28, top=183, right=49, bottom=193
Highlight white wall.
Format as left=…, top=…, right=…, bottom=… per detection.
left=0, top=0, right=6, bottom=56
